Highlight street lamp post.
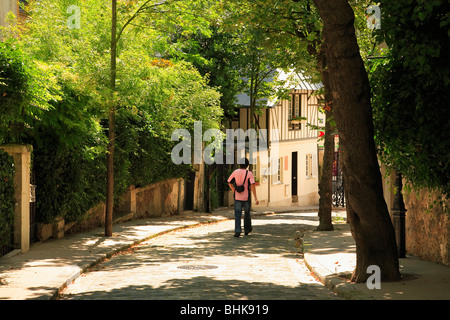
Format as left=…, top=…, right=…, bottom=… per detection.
left=392, top=169, right=407, bottom=258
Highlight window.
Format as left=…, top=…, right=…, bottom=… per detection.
left=288, top=93, right=301, bottom=119
left=294, top=95, right=300, bottom=118
left=273, top=157, right=283, bottom=184
left=277, top=158, right=282, bottom=182
left=289, top=94, right=302, bottom=130
left=288, top=98, right=292, bottom=120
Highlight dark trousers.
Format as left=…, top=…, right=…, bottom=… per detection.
left=234, top=200, right=252, bottom=234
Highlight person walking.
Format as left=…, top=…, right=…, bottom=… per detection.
left=227, top=158, right=259, bottom=237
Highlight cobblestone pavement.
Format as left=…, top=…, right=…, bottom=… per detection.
left=59, top=212, right=342, bottom=300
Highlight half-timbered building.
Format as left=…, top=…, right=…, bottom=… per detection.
left=229, top=70, right=324, bottom=207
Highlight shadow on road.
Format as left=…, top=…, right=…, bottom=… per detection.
left=60, top=213, right=342, bottom=300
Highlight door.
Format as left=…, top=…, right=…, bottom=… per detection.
left=184, top=171, right=195, bottom=210
left=291, top=152, right=298, bottom=197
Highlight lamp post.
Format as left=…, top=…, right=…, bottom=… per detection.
left=391, top=169, right=407, bottom=258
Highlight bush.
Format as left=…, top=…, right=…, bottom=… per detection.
left=1, top=22, right=223, bottom=225
left=0, top=150, right=15, bottom=247
left=0, top=39, right=60, bottom=144
left=31, top=79, right=107, bottom=224
left=114, top=110, right=191, bottom=193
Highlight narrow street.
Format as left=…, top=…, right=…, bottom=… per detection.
left=58, top=212, right=341, bottom=300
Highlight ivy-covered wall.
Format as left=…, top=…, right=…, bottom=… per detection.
left=372, top=0, right=450, bottom=197
left=0, top=149, right=15, bottom=249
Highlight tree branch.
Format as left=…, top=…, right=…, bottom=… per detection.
left=116, top=0, right=172, bottom=44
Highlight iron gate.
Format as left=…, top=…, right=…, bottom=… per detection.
left=332, top=149, right=346, bottom=208
left=30, top=169, right=37, bottom=244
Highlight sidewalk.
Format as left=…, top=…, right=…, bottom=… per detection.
left=0, top=209, right=236, bottom=300
left=303, top=223, right=450, bottom=300
left=1, top=205, right=449, bottom=300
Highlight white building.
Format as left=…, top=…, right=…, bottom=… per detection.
left=228, top=70, right=324, bottom=207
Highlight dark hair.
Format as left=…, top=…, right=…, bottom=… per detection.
left=239, top=158, right=249, bottom=169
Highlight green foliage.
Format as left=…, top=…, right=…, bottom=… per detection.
left=1, top=25, right=109, bottom=224
left=0, top=0, right=224, bottom=225
left=114, top=59, right=222, bottom=195
left=170, top=26, right=243, bottom=120
left=222, top=0, right=319, bottom=69
left=212, top=0, right=324, bottom=125
left=32, top=137, right=106, bottom=224
left=0, top=39, right=61, bottom=144
left=118, top=59, right=222, bottom=135
left=350, top=0, right=384, bottom=60
left=0, top=150, right=15, bottom=247
left=167, top=0, right=321, bottom=121
left=0, top=38, right=103, bottom=224
left=114, top=110, right=191, bottom=192
left=31, top=74, right=107, bottom=223
left=371, top=0, right=450, bottom=196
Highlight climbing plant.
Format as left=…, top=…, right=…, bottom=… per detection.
left=0, top=150, right=15, bottom=248
left=370, top=0, right=450, bottom=197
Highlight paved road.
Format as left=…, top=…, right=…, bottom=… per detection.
left=59, top=212, right=342, bottom=300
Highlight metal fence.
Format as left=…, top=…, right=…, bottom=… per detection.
left=332, top=149, right=346, bottom=208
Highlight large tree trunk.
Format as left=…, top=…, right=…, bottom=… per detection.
left=316, top=46, right=334, bottom=231
left=317, top=111, right=334, bottom=230
left=312, top=0, right=400, bottom=282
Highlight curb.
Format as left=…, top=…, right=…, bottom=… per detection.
left=51, top=216, right=233, bottom=300
left=302, top=233, right=373, bottom=300
left=6, top=209, right=321, bottom=300
left=51, top=210, right=280, bottom=299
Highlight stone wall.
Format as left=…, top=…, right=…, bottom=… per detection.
left=64, top=202, right=106, bottom=235
left=381, top=166, right=450, bottom=267
left=0, top=0, right=18, bottom=27
left=404, top=188, right=450, bottom=267
left=134, top=178, right=183, bottom=219
left=61, top=179, right=185, bottom=236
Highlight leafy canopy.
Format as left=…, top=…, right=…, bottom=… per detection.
left=371, top=0, right=450, bottom=196
left=0, top=0, right=224, bottom=223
